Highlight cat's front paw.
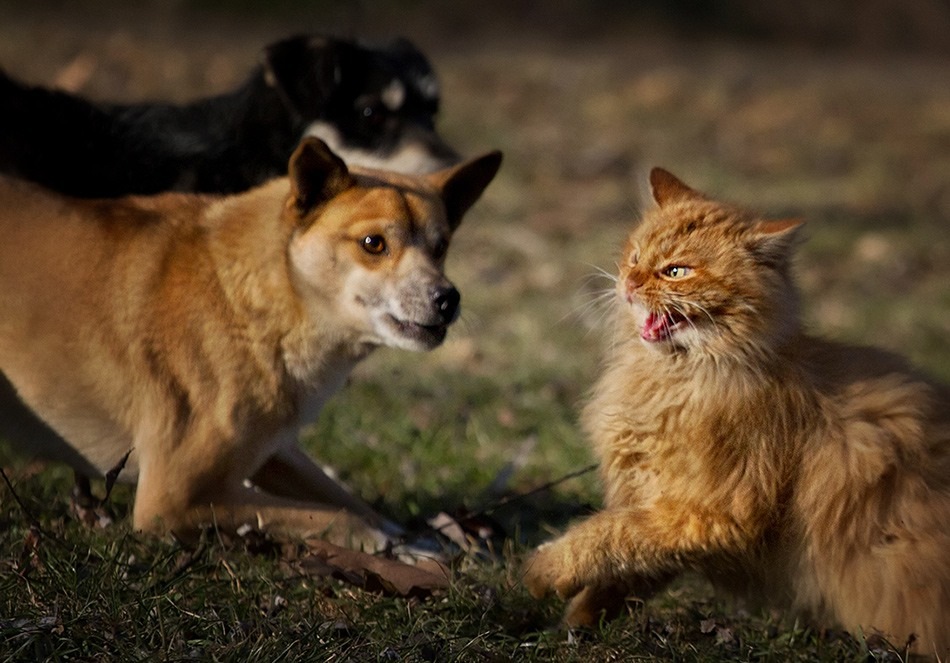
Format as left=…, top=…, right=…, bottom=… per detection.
left=523, top=540, right=584, bottom=600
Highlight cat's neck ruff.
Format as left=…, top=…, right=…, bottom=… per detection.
left=618, top=327, right=802, bottom=392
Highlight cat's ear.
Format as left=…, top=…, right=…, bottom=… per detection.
left=748, top=218, right=804, bottom=267
left=649, top=167, right=704, bottom=207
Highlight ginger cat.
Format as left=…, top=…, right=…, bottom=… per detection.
left=524, top=168, right=950, bottom=658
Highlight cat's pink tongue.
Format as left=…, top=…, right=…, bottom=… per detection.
left=642, top=312, right=668, bottom=342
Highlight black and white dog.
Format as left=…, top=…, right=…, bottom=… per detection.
left=0, top=34, right=459, bottom=197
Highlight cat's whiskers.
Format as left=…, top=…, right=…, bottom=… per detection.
left=661, top=302, right=677, bottom=335
left=566, top=288, right=618, bottom=327
left=671, top=296, right=721, bottom=337
left=578, top=274, right=615, bottom=291
left=582, top=263, right=619, bottom=285
left=731, top=301, right=759, bottom=316
left=563, top=266, right=623, bottom=328
left=669, top=300, right=701, bottom=338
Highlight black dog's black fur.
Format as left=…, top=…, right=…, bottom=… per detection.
left=0, top=34, right=458, bottom=198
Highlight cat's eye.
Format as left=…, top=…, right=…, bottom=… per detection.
left=361, top=235, right=387, bottom=255
left=663, top=265, right=691, bottom=279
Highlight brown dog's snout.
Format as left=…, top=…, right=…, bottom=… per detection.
left=433, top=285, right=460, bottom=324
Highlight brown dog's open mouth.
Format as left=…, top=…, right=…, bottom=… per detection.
left=387, top=315, right=449, bottom=346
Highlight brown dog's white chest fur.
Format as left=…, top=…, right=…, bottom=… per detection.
left=0, top=138, right=501, bottom=549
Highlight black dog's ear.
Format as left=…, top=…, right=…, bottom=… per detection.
left=287, top=138, right=353, bottom=216
left=383, top=37, right=436, bottom=79
left=427, top=151, right=503, bottom=231
left=263, top=35, right=344, bottom=116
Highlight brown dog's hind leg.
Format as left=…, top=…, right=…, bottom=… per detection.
left=251, top=446, right=405, bottom=538
left=129, top=423, right=392, bottom=551
left=133, top=478, right=390, bottom=551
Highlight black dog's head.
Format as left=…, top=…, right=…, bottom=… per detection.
left=263, top=35, right=459, bottom=175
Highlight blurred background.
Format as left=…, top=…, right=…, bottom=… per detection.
left=2, top=0, right=949, bottom=521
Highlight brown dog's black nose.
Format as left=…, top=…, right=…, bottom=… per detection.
left=434, top=286, right=460, bottom=324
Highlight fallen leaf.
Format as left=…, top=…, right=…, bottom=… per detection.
left=292, top=539, right=449, bottom=599
left=18, top=525, right=44, bottom=576
left=715, top=626, right=735, bottom=645
left=699, top=618, right=717, bottom=634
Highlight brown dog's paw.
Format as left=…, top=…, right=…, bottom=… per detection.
left=523, top=540, right=584, bottom=600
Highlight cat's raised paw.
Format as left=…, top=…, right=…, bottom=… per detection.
left=523, top=541, right=584, bottom=600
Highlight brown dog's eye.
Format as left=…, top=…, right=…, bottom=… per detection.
left=432, top=238, right=448, bottom=259
left=362, top=235, right=387, bottom=255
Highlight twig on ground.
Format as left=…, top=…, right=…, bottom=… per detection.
left=428, top=463, right=599, bottom=543
left=476, top=463, right=598, bottom=517
left=0, top=465, right=73, bottom=553
left=0, top=465, right=39, bottom=527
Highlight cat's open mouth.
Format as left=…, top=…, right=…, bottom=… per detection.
left=641, top=310, right=688, bottom=342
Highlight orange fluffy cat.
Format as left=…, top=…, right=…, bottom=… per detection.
left=524, top=168, right=950, bottom=657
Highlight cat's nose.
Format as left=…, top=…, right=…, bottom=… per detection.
left=624, top=275, right=643, bottom=302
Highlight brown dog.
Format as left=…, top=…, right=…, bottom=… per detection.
left=0, top=138, right=501, bottom=551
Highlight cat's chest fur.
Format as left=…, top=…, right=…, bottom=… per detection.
left=584, top=348, right=801, bottom=511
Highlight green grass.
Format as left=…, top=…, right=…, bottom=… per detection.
left=2, top=5, right=949, bottom=661
left=0, top=500, right=881, bottom=661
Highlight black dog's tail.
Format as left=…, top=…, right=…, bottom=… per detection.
left=0, top=69, right=176, bottom=198
left=0, top=69, right=117, bottom=194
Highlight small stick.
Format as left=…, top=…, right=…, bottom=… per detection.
left=430, top=463, right=599, bottom=538
left=475, top=463, right=598, bottom=517
left=0, top=465, right=38, bottom=527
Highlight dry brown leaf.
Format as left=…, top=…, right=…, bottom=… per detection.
left=293, top=539, right=449, bottom=599
left=18, top=525, right=44, bottom=576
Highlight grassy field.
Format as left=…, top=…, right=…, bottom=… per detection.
left=2, top=3, right=949, bottom=660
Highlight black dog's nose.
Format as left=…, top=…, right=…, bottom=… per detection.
left=433, top=286, right=460, bottom=324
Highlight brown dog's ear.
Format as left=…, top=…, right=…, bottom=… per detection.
left=649, top=167, right=704, bottom=207
left=428, top=151, right=503, bottom=231
left=288, top=138, right=354, bottom=215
